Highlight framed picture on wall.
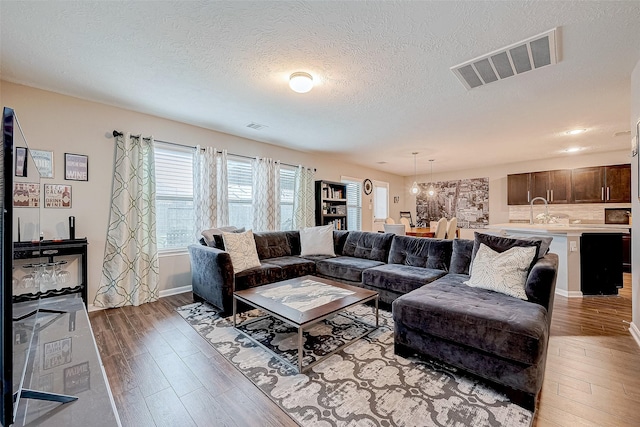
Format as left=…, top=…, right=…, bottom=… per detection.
left=65, top=153, right=88, bottom=181
left=30, top=149, right=54, bottom=178
left=44, top=184, right=72, bottom=208
left=15, top=147, right=27, bottom=177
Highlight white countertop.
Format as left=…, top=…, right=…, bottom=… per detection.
left=486, top=223, right=630, bottom=235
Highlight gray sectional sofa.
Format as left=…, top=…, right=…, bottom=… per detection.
left=188, top=229, right=558, bottom=409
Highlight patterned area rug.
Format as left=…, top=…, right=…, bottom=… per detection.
left=177, top=302, right=533, bottom=427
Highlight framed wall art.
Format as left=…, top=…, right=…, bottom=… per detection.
left=65, top=153, right=88, bottom=181
left=15, top=147, right=27, bottom=177
left=13, top=182, right=40, bottom=207
left=44, top=184, right=72, bottom=208
left=30, top=149, right=54, bottom=178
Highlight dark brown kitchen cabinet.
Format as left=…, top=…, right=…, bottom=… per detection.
left=531, top=169, right=572, bottom=204
left=508, top=170, right=572, bottom=205
left=572, top=164, right=630, bottom=203
left=507, top=173, right=530, bottom=205
left=572, top=166, right=605, bottom=203
left=605, top=164, right=631, bottom=203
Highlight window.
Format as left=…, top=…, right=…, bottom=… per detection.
left=154, top=143, right=195, bottom=251
left=373, top=180, right=389, bottom=223
left=280, top=166, right=295, bottom=230
left=342, top=177, right=362, bottom=231
left=227, top=157, right=253, bottom=230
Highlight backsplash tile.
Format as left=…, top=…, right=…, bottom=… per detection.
left=509, top=203, right=631, bottom=224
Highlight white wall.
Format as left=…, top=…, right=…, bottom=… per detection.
left=631, top=59, right=640, bottom=345
left=1, top=81, right=404, bottom=307
left=402, top=150, right=631, bottom=227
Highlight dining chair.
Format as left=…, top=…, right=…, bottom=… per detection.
left=446, top=217, right=458, bottom=239
left=434, top=217, right=448, bottom=239
left=399, top=217, right=411, bottom=232
left=385, top=217, right=396, bottom=224
left=383, top=223, right=406, bottom=235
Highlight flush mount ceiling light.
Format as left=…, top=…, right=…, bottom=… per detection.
left=410, top=152, right=420, bottom=196
left=289, top=72, right=314, bottom=93
left=563, top=147, right=583, bottom=153
left=565, top=129, right=587, bottom=135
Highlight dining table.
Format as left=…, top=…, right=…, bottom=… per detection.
left=406, top=227, right=435, bottom=238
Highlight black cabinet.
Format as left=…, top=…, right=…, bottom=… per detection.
left=580, top=233, right=623, bottom=295
left=13, top=239, right=89, bottom=306
left=315, top=180, right=348, bottom=230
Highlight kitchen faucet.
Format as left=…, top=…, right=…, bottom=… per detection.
left=530, top=197, right=549, bottom=224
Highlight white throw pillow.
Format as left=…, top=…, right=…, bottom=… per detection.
left=464, top=243, right=537, bottom=300
left=299, top=224, right=336, bottom=257
left=222, top=229, right=261, bottom=274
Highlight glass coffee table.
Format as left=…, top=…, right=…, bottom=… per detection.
left=233, top=275, right=379, bottom=373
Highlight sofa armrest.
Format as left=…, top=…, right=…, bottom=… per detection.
left=188, top=244, right=234, bottom=313
left=525, top=253, right=559, bottom=311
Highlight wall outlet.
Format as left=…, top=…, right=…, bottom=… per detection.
left=570, top=241, right=578, bottom=252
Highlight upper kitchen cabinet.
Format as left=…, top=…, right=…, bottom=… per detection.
left=507, top=173, right=530, bottom=205
left=531, top=170, right=572, bottom=204
left=605, top=164, right=631, bottom=203
left=572, top=164, right=630, bottom=203
left=507, top=170, right=572, bottom=205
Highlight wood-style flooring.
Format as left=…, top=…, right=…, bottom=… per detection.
left=89, top=275, right=639, bottom=427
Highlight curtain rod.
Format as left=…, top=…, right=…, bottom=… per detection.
left=112, top=130, right=315, bottom=171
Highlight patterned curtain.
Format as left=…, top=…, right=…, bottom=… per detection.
left=194, top=147, right=229, bottom=234
left=252, top=157, right=280, bottom=231
left=293, top=166, right=315, bottom=229
left=94, top=133, right=160, bottom=308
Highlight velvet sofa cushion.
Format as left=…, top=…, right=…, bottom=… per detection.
left=449, top=238, right=475, bottom=274
left=253, top=231, right=292, bottom=260
left=263, top=256, right=316, bottom=280
left=234, top=262, right=283, bottom=291
left=315, top=256, right=385, bottom=282
left=342, top=231, right=393, bottom=262
left=362, top=264, right=447, bottom=294
left=392, top=274, right=549, bottom=365
left=333, top=230, right=349, bottom=256
left=388, top=236, right=452, bottom=270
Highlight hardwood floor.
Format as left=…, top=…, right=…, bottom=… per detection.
left=90, top=275, right=640, bottom=426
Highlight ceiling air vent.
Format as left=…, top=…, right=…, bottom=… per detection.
left=451, top=28, right=558, bottom=90
left=246, top=122, right=267, bottom=130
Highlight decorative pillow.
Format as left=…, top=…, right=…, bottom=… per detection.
left=212, top=227, right=246, bottom=250
left=470, top=232, right=541, bottom=272
left=201, top=226, right=238, bottom=247
left=464, top=243, right=538, bottom=300
left=300, top=224, right=336, bottom=257
left=222, top=230, right=261, bottom=274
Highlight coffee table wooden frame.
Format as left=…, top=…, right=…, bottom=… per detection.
left=233, top=275, right=379, bottom=373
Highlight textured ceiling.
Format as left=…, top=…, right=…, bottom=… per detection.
left=1, top=1, right=640, bottom=176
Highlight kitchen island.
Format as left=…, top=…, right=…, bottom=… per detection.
left=485, top=223, right=630, bottom=297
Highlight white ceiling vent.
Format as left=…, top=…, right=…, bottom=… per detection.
left=451, top=28, right=558, bottom=90
left=246, top=122, right=267, bottom=130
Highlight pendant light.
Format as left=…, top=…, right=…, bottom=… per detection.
left=426, top=159, right=436, bottom=197
left=410, top=152, right=420, bottom=196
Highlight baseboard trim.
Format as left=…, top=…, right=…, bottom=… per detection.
left=159, top=285, right=192, bottom=298
left=555, top=289, right=583, bottom=298
left=630, top=322, right=640, bottom=348
left=87, top=285, right=192, bottom=312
